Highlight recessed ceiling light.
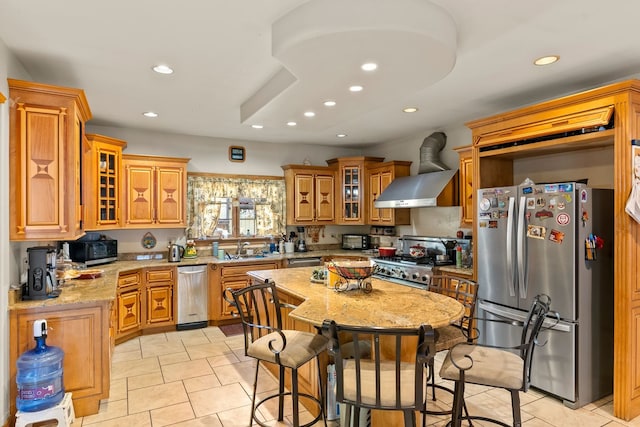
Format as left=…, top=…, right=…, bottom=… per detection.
left=337, top=133, right=347, bottom=138
left=349, top=85, right=364, bottom=92
left=152, top=64, right=174, bottom=74
left=142, top=111, right=158, bottom=118
left=361, top=62, right=378, bottom=71
left=533, top=55, right=560, bottom=66
left=323, top=100, right=337, bottom=107
left=287, top=121, right=297, bottom=126
left=403, top=107, right=419, bottom=113
left=251, top=124, right=264, bottom=129
left=304, top=111, right=316, bottom=117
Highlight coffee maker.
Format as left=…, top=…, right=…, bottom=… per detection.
left=23, top=246, right=59, bottom=300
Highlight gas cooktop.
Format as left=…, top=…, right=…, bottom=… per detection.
left=372, top=235, right=471, bottom=288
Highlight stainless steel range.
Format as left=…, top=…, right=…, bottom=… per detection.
left=373, top=236, right=471, bottom=288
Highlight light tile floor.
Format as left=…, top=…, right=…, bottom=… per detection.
left=65, top=326, right=635, bottom=426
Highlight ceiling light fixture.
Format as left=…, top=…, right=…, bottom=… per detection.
left=323, top=100, right=337, bottom=107
left=533, top=55, right=560, bottom=66
left=251, top=124, right=264, bottom=129
left=337, top=133, right=347, bottom=138
left=349, top=85, right=364, bottom=92
left=304, top=111, right=316, bottom=117
left=152, top=64, right=174, bottom=74
left=361, top=62, right=378, bottom=71
left=403, top=107, right=419, bottom=113
left=142, top=111, right=158, bottom=118
left=287, top=121, right=297, bottom=126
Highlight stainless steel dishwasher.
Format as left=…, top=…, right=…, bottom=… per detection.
left=286, top=257, right=323, bottom=267
left=177, top=265, right=208, bottom=330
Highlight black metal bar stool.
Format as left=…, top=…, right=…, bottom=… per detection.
left=225, top=281, right=329, bottom=427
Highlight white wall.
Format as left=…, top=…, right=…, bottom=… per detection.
left=367, top=124, right=474, bottom=238
left=1, top=38, right=31, bottom=426
left=87, top=125, right=363, bottom=175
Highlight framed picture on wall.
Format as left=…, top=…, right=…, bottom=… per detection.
left=229, top=146, right=246, bottom=162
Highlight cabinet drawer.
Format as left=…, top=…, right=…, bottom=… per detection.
left=146, top=268, right=174, bottom=283
left=118, top=271, right=141, bottom=288
left=221, top=262, right=278, bottom=277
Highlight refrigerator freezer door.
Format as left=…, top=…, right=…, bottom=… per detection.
left=517, top=184, right=584, bottom=318
left=477, top=186, right=518, bottom=308
left=477, top=300, right=576, bottom=404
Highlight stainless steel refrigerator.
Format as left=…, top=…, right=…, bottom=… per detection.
left=476, top=182, right=613, bottom=408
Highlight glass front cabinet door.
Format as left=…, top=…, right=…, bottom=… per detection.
left=327, top=157, right=384, bottom=225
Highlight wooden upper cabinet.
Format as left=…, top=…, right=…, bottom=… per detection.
left=453, top=145, right=473, bottom=226
left=326, top=156, right=384, bottom=225
left=472, top=104, right=614, bottom=148
left=121, top=154, right=189, bottom=228
left=8, top=79, right=92, bottom=240
left=282, top=165, right=336, bottom=225
left=367, top=160, right=411, bottom=225
left=83, top=134, right=127, bottom=230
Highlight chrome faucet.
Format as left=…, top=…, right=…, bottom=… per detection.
left=236, top=241, right=251, bottom=257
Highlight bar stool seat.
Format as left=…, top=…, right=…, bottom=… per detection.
left=15, top=392, right=75, bottom=427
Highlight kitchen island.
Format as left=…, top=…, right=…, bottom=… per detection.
left=247, top=266, right=465, bottom=328
left=246, top=266, right=465, bottom=425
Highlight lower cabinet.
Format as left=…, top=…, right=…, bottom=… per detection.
left=210, top=261, right=280, bottom=322
left=116, top=266, right=176, bottom=343
left=116, top=269, right=142, bottom=342
left=9, top=301, right=112, bottom=418
left=145, top=267, right=175, bottom=326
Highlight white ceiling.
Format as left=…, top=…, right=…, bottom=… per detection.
left=2, top=0, right=640, bottom=147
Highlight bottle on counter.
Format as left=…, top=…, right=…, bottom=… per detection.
left=456, top=245, right=463, bottom=269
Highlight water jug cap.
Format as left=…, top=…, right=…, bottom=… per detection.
left=33, top=319, right=47, bottom=338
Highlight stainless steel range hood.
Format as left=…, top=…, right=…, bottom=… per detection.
left=374, top=131, right=458, bottom=208
left=374, top=169, right=458, bottom=208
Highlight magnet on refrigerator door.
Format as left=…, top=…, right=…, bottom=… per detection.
left=549, top=229, right=565, bottom=244
left=527, top=224, right=546, bottom=239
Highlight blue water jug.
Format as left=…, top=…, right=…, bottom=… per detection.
left=16, top=319, right=65, bottom=412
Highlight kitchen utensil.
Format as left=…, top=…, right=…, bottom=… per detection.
left=168, top=243, right=184, bottom=262
left=409, top=244, right=426, bottom=258
left=378, top=247, right=397, bottom=257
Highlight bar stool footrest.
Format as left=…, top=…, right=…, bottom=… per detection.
left=253, top=391, right=323, bottom=427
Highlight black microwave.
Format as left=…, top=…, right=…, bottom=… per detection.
left=342, top=234, right=370, bottom=250
left=63, top=235, right=118, bottom=265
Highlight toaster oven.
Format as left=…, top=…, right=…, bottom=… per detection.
left=342, top=234, right=370, bottom=250
left=63, top=233, right=118, bottom=266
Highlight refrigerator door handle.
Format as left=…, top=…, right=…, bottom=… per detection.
left=506, top=196, right=516, bottom=297
left=517, top=196, right=527, bottom=299
left=479, top=300, right=572, bottom=332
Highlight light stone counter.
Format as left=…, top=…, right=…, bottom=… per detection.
left=9, top=250, right=373, bottom=309
left=247, top=266, right=465, bottom=329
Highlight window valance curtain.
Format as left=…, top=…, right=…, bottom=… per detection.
left=187, top=174, right=285, bottom=238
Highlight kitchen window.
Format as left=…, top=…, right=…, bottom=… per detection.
left=187, top=173, right=285, bottom=239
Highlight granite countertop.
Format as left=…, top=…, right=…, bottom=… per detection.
left=247, top=267, right=465, bottom=329
left=9, top=250, right=375, bottom=310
